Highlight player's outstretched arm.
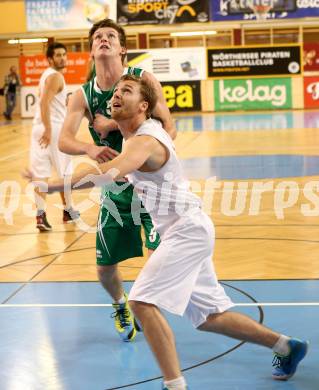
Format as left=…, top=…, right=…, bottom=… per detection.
left=47, top=135, right=156, bottom=193
left=142, top=71, right=177, bottom=140
left=58, top=89, right=94, bottom=155
left=39, top=73, right=63, bottom=148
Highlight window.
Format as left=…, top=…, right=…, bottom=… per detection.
left=206, top=31, right=232, bottom=47
left=273, top=28, right=300, bottom=44
left=243, top=29, right=271, bottom=45
left=149, top=34, right=174, bottom=48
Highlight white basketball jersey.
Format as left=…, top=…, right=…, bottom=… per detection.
left=33, top=67, right=67, bottom=125
left=127, top=119, right=201, bottom=236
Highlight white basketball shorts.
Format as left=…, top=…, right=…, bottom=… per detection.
left=129, top=209, right=234, bottom=328
left=30, top=122, right=73, bottom=178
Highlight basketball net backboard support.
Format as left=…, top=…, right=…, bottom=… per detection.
left=227, top=0, right=297, bottom=20
left=249, top=4, right=272, bottom=19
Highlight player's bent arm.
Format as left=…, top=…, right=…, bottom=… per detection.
left=40, top=73, right=62, bottom=132
left=92, top=113, right=119, bottom=138
left=142, top=71, right=177, bottom=140
left=48, top=135, right=156, bottom=193
left=58, top=89, right=93, bottom=155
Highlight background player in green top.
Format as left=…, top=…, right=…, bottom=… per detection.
left=58, top=18, right=176, bottom=342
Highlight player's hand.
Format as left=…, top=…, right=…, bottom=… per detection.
left=93, top=114, right=118, bottom=139
left=21, top=168, right=34, bottom=181
left=21, top=169, right=49, bottom=192
left=86, top=144, right=119, bottom=163
left=74, top=173, right=111, bottom=189
left=39, top=130, right=51, bottom=148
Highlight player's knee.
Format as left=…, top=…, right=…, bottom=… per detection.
left=97, top=264, right=117, bottom=279
left=197, top=313, right=217, bottom=332
left=197, top=322, right=207, bottom=332
left=129, top=300, right=153, bottom=319
left=128, top=300, right=142, bottom=316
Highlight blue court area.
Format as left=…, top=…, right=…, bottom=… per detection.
left=176, top=110, right=319, bottom=180
left=181, top=154, right=319, bottom=180
left=175, top=110, right=319, bottom=132
left=0, top=280, right=318, bottom=390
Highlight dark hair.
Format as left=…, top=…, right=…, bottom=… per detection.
left=46, top=42, right=67, bottom=59
left=88, top=19, right=127, bottom=64
left=119, top=74, right=158, bottom=119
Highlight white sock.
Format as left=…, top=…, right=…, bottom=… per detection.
left=272, top=335, right=291, bottom=356
left=164, top=376, right=187, bottom=390
left=115, top=295, right=126, bottom=304
left=63, top=185, right=73, bottom=210
left=35, top=193, right=46, bottom=213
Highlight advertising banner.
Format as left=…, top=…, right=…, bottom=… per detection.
left=19, top=53, right=90, bottom=86
left=207, top=46, right=301, bottom=78
left=25, top=0, right=116, bottom=31
left=21, top=80, right=201, bottom=117
left=161, top=81, right=201, bottom=112
left=117, top=0, right=209, bottom=25
left=210, top=0, right=319, bottom=21
left=20, top=84, right=81, bottom=118
left=214, top=78, right=292, bottom=111
left=127, top=48, right=206, bottom=81
left=304, top=77, right=319, bottom=109
left=303, top=43, right=319, bottom=72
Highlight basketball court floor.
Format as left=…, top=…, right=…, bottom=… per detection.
left=0, top=110, right=319, bottom=389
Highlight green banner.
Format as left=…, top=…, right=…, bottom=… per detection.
left=214, top=78, right=292, bottom=111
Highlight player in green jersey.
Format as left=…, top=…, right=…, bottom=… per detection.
left=58, top=19, right=176, bottom=342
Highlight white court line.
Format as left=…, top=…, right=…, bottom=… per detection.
left=235, top=302, right=319, bottom=307
left=0, top=304, right=112, bottom=308
left=1, top=302, right=319, bottom=308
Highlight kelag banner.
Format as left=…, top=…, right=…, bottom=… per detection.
left=210, top=0, right=319, bottom=21
left=19, top=53, right=90, bottom=86
left=117, top=0, right=209, bottom=25
left=207, top=46, right=301, bottom=78
left=304, top=43, right=319, bottom=72
left=25, top=0, right=116, bottom=31
left=304, top=77, right=319, bottom=109
left=127, top=48, right=206, bottom=81
left=161, top=81, right=201, bottom=112
left=214, top=78, right=292, bottom=111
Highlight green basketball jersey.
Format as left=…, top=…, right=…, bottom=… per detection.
left=81, top=66, right=143, bottom=152
left=81, top=66, right=144, bottom=206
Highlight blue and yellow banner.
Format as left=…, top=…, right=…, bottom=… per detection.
left=211, top=0, right=319, bottom=21
left=25, top=0, right=116, bottom=31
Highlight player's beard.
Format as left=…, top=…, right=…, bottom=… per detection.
left=54, top=60, right=66, bottom=71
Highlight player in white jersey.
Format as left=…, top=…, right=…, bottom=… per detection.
left=40, top=75, right=308, bottom=390
left=30, top=42, right=79, bottom=231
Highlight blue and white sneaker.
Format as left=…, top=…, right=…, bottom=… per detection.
left=272, top=338, right=309, bottom=380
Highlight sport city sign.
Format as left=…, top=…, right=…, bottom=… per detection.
left=117, top=0, right=209, bottom=25
left=214, top=78, right=292, bottom=111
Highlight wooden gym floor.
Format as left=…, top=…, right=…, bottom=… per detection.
left=1, top=110, right=319, bottom=282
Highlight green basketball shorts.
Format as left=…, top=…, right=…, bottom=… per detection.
left=96, top=187, right=160, bottom=265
